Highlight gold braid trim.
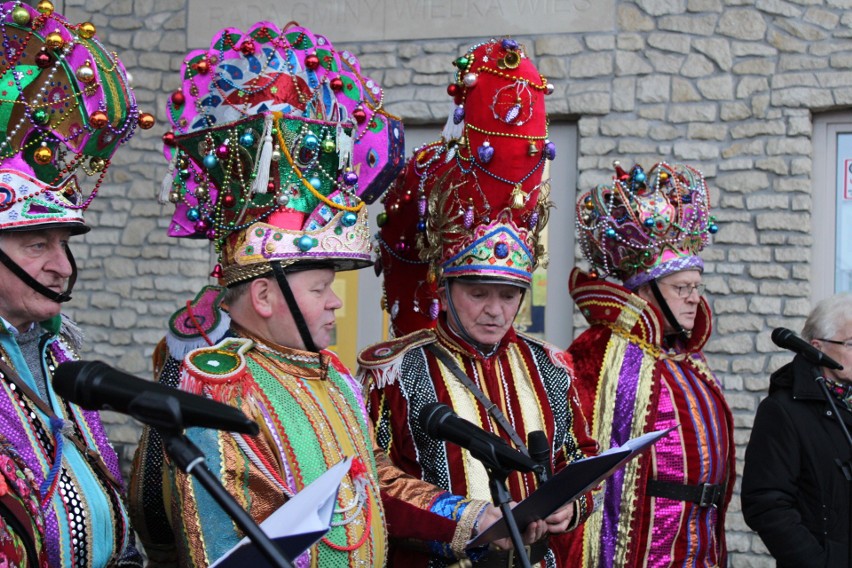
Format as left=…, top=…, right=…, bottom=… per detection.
left=453, top=499, right=489, bottom=557
left=601, top=321, right=663, bottom=359
left=221, top=258, right=297, bottom=287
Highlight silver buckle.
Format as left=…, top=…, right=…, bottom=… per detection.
left=505, top=545, right=532, bottom=567
left=698, top=483, right=719, bottom=507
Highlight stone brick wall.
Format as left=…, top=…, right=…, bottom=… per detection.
left=56, top=0, right=852, bottom=564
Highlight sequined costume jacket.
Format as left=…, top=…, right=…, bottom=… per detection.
left=130, top=289, right=462, bottom=568
left=0, top=315, right=137, bottom=568
left=138, top=330, right=390, bottom=568
left=564, top=269, right=735, bottom=568
left=358, top=316, right=598, bottom=567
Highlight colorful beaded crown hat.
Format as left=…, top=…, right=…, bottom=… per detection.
left=0, top=0, right=149, bottom=235
left=422, top=38, right=555, bottom=288
left=576, top=161, right=718, bottom=290
left=161, top=21, right=404, bottom=286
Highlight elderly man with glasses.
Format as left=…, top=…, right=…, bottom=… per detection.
left=742, top=293, right=852, bottom=567
left=563, top=162, right=735, bottom=568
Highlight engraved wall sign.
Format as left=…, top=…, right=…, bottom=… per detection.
left=187, top=0, right=614, bottom=47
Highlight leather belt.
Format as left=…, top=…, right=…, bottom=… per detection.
left=470, top=540, right=548, bottom=567
left=646, top=479, right=725, bottom=508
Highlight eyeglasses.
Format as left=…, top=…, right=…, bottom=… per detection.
left=663, top=283, right=706, bottom=298
left=816, top=338, right=852, bottom=349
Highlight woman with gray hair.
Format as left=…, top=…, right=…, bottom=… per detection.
left=742, top=293, right=852, bottom=567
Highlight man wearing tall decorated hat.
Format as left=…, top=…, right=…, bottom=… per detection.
left=0, top=1, right=152, bottom=566
left=358, top=38, right=598, bottom=567
left=126, top=20, right=477, bottom=568
left=565, top=162, right=734, bottom=567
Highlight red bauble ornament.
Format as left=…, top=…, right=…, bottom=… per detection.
left=352, top=107, right=367, bottom=123
left=138, top=113, right=155, bottom=129
left=330, top=77, right=344, bottom=91
left=162, top=131, right=176, bottom=146
left=447, top=83, right=459, bottom=97
left=195, top=59, right=210, bottom=74
left=171, top=90, right=185, bottom=107
left=240, top=40, right=255, bottom=56
left=35, top=49, right=52, bottom=69
left=90, top=111, right=108, bottom=129
left=305, top=53, right=320, bottom=70
left=222, top=194, right=236, bottom=208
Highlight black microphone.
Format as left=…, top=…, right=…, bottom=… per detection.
left=527, top=430, right=551, bottom=483
left=771, top=327, right=844, bottom=371
left=54, top=361, right=259, bottom=435
left=419, top=402, right=538, bottom=474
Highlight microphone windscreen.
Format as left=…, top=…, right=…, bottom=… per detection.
left=771, top=327, right=792, bottom=347
left=420, top=402, right=451, bottom=436
left=527, top=430, right=549, bottom=463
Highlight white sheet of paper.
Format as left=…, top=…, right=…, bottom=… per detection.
left=209, top=456, right=351, bottom=567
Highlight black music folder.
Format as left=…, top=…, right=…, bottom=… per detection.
left=469, top=427, right=674, bottom=546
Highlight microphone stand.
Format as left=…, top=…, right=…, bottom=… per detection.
left=468, top=437, right=532, bottom=568
left=486, top=465, right=532, bottom=568
left=814, top=375, right=852, bottom=567
left=130, top=392, right=294, bottom=568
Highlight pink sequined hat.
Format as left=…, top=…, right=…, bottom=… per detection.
left=160, top=21, right=404, bottom=286
left=0, top=0, right=149, bottom=234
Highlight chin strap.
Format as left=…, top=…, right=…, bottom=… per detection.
left=0, top=244, right=77, bottom=303
left=648, top=279, right=686, bottom=338
left=271, top=262, right=318, bottom=353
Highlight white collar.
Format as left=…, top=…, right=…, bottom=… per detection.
left=0, top=315, right=36, bottom=336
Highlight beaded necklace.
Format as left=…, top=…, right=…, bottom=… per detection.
left=275, top=119, right=361, bottom=213
left=476, top=64, right=549, bottom=91
left=455, top=146, right=546, bottom=188
left=464, top=121, right=547, bottom=141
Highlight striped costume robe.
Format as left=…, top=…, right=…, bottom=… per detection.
left=358, top=316, right=597, bottom=567
left=0, top=316, right=136, bottom=568
left=564, top=269, right=734, bottom=568
left=144, top=332, right=389, bottom=567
